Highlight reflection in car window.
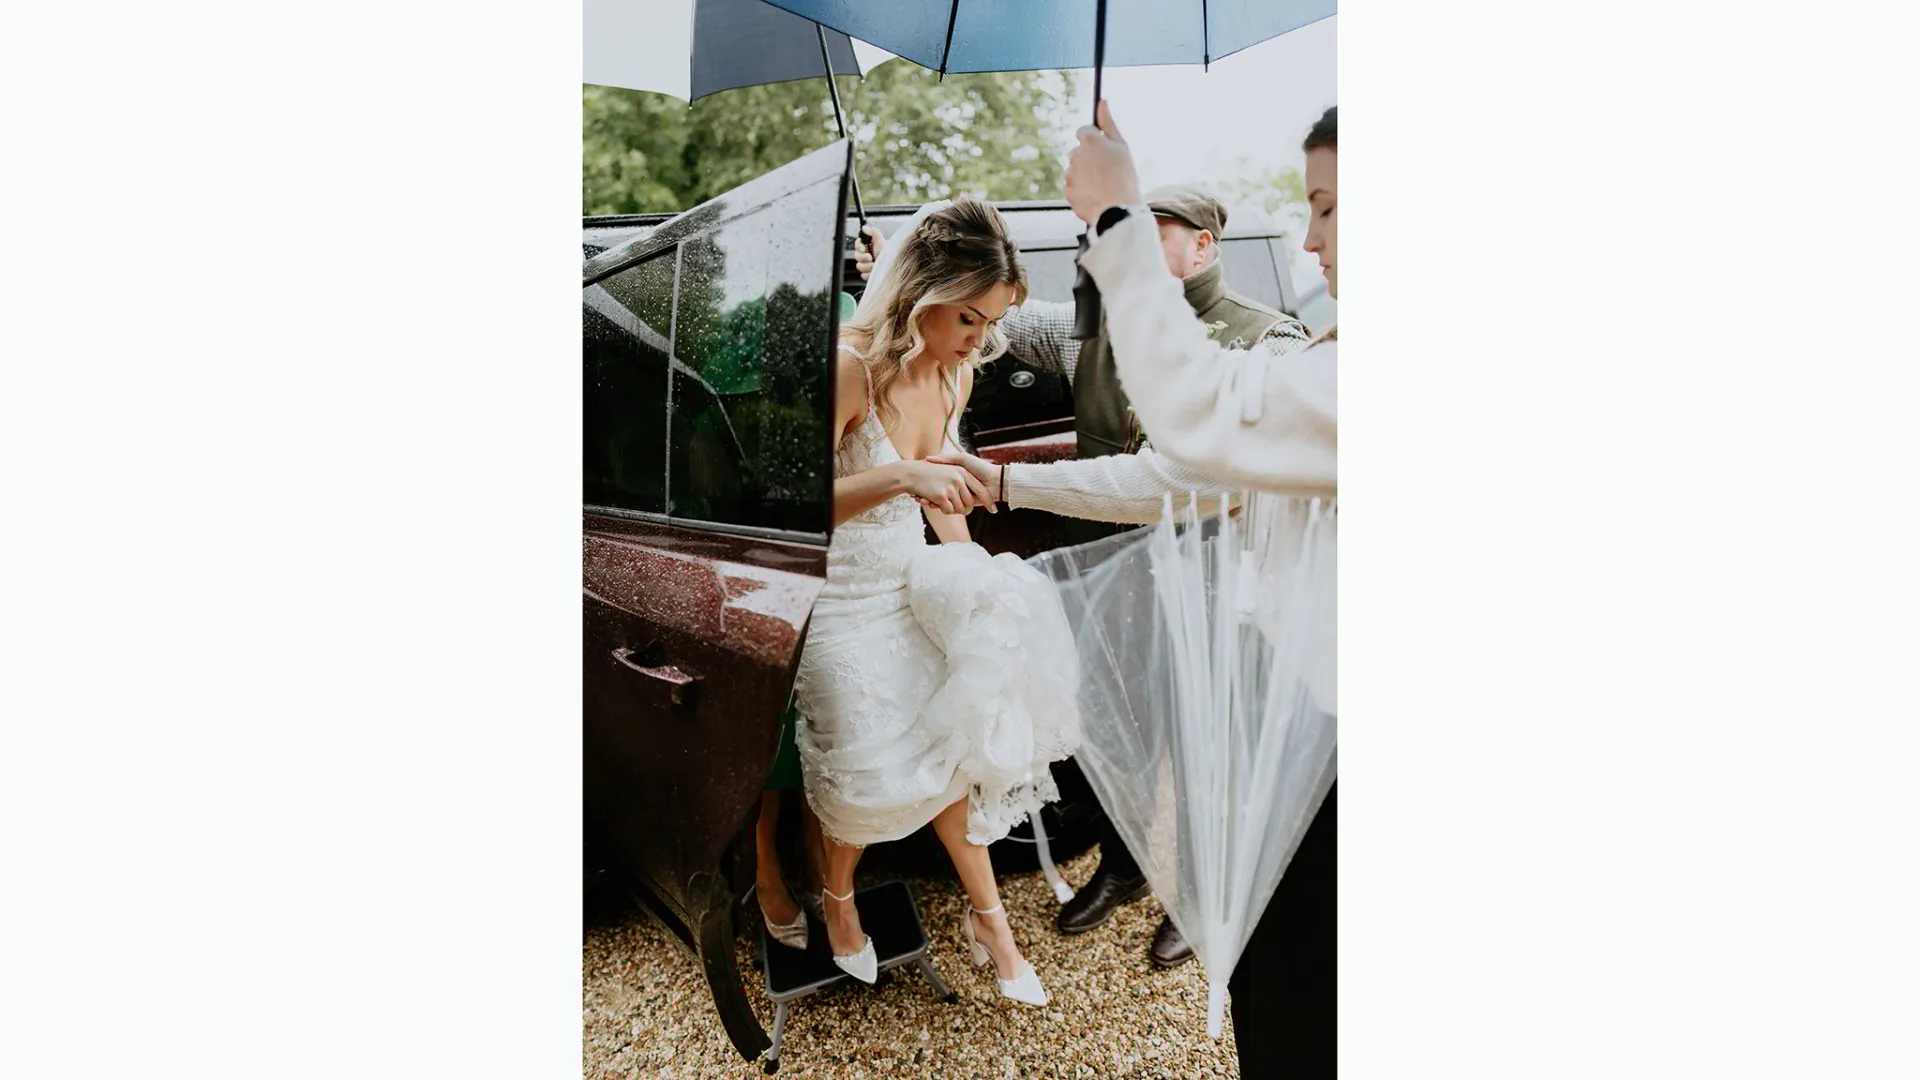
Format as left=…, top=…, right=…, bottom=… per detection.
left=584, top=252, right=674, bottom=514
left=668, top=184, right=837, bottom=535
left=1020, top=247, right=1078, bottom=305
left=1216, top=239, right=1284, bottom=312
left=1018, top=240, right=1280, bottom=312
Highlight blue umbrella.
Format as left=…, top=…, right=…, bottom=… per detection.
left=585, top=0, right=890, bottom=222
left=756, top=0, right=1334, bottom=74
left=586, top=0, right=868, bottom=100
left=759, top=0, right=1334, bottom=334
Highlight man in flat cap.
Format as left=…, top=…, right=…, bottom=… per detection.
left=1071, top=184, right=1306, bottom=460
left=855, top=184, right=1309, bottom=968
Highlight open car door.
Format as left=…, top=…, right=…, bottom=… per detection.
left=582, top=140, right=852, bottom=1062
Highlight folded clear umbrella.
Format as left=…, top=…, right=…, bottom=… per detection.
left=1030, top=491, right=1337, bottom=1037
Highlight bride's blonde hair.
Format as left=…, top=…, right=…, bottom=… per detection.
left=844, top=197, right=1027, bottom=435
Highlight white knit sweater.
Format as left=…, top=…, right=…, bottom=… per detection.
left=1075, top=212, right=1336, bottom=498
left=1006, top=447, right=1241, bottom=524
left=1005, top=212, right=1336, bottom=517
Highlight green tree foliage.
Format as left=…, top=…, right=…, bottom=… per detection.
left=1216, top=158, right=1309, bottom=238
left=584, top=64, right=1078, bottom=215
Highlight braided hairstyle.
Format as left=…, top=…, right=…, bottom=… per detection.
left=843, top=197, right=1028, bottom=437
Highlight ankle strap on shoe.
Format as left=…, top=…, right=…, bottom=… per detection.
left=823, top=886, right=856, bottom=902
left=969, top=903, right=1004, bottom=916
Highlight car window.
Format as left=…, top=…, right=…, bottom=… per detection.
left=667, top=184, right=838, bottom=535
left=1019, top=247, right=1079, bottom=304
left=1019, top=239, right=1282, bottom=314
left=583, top=251, right=675, bottom=514
left=1216, top=238, right=1284, bottom=312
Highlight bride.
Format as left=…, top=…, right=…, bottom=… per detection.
left=791, top=197, right=1080, bottom=1006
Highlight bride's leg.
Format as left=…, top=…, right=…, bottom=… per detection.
left=754, top=792, right=799, bottom=924
left=820, top=831, right=868, bottom=956
left=931, top=797, right=1027, bottom=980
left=800, top=800, right=826, bottom=897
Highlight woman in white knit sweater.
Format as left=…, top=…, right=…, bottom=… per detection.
left=931, top=100, right=1335, bottom=527
left=935, top=103, right=1340, bottom=1080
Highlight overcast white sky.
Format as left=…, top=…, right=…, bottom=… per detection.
left=1065, top=16, right=1336, bottom=193
left=855, top=16, right=1335, bottom=188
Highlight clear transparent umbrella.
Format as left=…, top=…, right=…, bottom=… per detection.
left=1031, top=492, right=1337, bottom=1037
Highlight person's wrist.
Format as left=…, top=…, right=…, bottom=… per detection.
left=1094, top=201, right=1148, bottom=236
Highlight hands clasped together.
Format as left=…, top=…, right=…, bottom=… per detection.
left=897, top=452, right=1002, bottom=516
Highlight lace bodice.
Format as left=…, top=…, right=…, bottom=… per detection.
left=822, top=346, right=963, bottom=600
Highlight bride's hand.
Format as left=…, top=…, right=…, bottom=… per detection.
left=853, top=224, right=886, bottom=280
left=925, top=451, right=1001, bottom=504
left=894, top=459, right=991, bottom=515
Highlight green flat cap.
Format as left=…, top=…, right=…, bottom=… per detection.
left=1145, top=183, right=1229, bottom=238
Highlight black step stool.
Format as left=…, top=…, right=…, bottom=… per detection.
left=757, top=879, right=957, bottom=1073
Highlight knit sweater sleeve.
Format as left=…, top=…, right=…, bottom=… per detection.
left=1080, top=214, right=1337, bottom=497
left=1005, top=448, right=1241, bottom=524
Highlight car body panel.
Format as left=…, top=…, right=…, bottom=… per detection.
left=584, top=140, right=852, bottom=1062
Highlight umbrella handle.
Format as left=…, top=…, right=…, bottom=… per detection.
left=1071, top=232, right=1102, bottom=340
left=1071, top=0, right=1108, bottom=340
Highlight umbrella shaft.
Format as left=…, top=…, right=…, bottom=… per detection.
left=816, top=23, right=865, bottom=226
left=1092, top=0, right=1107, bottom=122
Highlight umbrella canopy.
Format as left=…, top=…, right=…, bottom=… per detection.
left=585, top=0, right=891, bottom=101
left=755, top=1, right=1334, bottom=339
left=757, top=0, right=1334, bottom=73
left=586, top=0, right=899, bottom=223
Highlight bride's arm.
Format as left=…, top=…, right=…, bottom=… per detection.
left=832, top=343, right=987, bottom=525
left=830, top=342, right=909, bottom=525
left=922, top=365, right=976, bottom=542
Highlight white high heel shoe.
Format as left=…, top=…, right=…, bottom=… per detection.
left=822, top=886, right=877, bottom=983
left=963, top=903, right=1048, bottom=1007
left=752, top=884, right=809, bottom=951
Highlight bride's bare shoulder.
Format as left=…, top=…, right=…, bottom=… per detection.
left=833, top=339, right=871, bottom=425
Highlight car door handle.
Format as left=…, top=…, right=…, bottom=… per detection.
left=613, top=647, right=700, bottom=707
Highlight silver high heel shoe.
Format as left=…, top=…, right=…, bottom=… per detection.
left=822, top=885, right=877, bottom=983
left=963, top=903, right=1048, bottom=1007
left=752, top=884, right=809, bottom=951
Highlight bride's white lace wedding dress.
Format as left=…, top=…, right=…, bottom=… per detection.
left=792, top=350, right=1081, bottom=848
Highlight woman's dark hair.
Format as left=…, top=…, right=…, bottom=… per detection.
left=1303, top=107, right=1336, bottom=152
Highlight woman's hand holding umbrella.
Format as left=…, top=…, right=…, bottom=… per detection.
left=1065, top=101, right=1143, bottom=227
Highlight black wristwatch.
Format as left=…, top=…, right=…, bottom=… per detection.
left=1095, top=205, right=1133, bottom=236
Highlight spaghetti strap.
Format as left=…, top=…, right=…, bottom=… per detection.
left=837, top=343, right=876, bottom=420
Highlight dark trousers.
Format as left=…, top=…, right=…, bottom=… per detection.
left=1093, top=813, right=1142, bottom=880
left=1230, top=782, right=1336, bottom=1079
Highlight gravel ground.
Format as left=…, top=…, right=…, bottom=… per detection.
left=583, top=847, right=1240, bottom=1079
